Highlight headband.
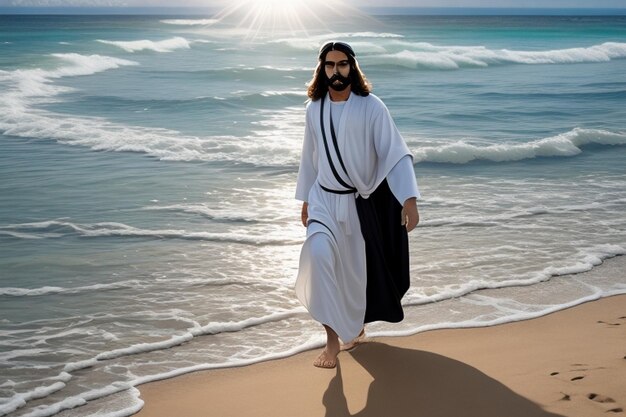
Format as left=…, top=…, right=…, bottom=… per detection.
left=318, top=41, right=356, bottom=60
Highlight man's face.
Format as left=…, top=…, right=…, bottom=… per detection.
left=324, top=50, right=351, bottom=91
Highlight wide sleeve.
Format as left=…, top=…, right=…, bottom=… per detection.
left=295, top=104, right=318, bottom=202
left=387, top=155, right=420, bottom=205
left=370, top=96, right=412, bottom=187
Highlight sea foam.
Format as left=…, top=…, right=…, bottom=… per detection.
left=0, top=220, right=303, bottom=245
left=0, top=381, right=68, bottom=416
left=97, top=37, right=191, bottom=53
left=0, top=55, right=304, bottom=167
left=367, top=41, right=626, bottom=69
left=143, top=204, right=261, bottom=223
left=404, top=244, right=626, bottom=308
left=0, top=54, right=136, bottom=106
left=160, top=19, right=218, bottom=26
left=413, top=128, right=626, bottom=164
left=0, top=280, right=145, bottom=297
left=63, top=309, right=303, bottom=373
left=48, top=54, right=138, bottom=78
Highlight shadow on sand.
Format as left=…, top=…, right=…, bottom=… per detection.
left=323, top=342, right=565, bottom=417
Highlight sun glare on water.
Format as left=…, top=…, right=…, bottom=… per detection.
left=212, top=0, right=372, bottom=40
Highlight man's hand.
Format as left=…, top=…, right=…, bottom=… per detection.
left=401, top=197, right=419, bottom=232
left=301, top=202, right=309, bottom=227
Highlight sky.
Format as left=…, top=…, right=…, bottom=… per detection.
left=1, top=0, right=625, bottom=8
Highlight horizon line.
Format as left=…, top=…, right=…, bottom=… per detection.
left=1, top=6, right=626, bottom=15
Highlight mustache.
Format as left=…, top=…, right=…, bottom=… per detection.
left=328, top=73, right=350, bottom=85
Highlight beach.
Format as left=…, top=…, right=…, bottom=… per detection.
left=135, top=294, right=625, bottom=417
left=1, top=12, right=625, bottom=417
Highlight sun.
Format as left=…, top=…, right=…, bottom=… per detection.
left=253, top=0, right=292, bottom=7
left=212, top=0, right=316, bottom=39
left=238, top=0, right=310, bottom=35
left=210, top=0, right=372, bottom=40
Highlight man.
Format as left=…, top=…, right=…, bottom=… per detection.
left=295, top=41, right=420, bottom=369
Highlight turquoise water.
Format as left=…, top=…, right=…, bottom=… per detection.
left=1, top=11, right=625, bottom=417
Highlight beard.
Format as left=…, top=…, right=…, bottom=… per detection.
left=327, top=72, right=351, bottom=91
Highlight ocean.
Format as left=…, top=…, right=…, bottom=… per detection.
left=1, top=8, right=625, bottom=417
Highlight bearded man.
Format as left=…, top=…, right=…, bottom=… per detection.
left=295, top=41, right=420, bottom=368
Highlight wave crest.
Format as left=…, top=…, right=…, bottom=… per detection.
left=413, top=128, right=626, bottom=164
left=0, top=220, right=302, bottom=246
left=0, top=54, right=303, bottom=168
left=160, top=19, right=218, bottom=26
left=367, top=41, right=626, bottom=70
left=0, top=281, right=145, bottom=297
left=97, top=37, right=191, bottom=53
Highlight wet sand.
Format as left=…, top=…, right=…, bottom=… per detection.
left=135, top=294, right=626, bottom=417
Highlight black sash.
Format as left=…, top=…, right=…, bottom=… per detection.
left=319, top=96, right=357, bottom=194
left=317, top=94, right=410, bottom=324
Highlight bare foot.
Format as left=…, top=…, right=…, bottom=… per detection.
left=313, top=349, right=338, bottom=369
left=340, top=328, right=366, bottom=352
left=314, top=325, right=340, bottom=369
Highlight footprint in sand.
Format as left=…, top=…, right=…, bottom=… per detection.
left=588, top=393, right=616, bottom=403
left=571, top=376, right=585, bottom=381
left=570, top=363, right=589, bottom=372
left=597, top=320, right=621, bottom=326
left=588, top=394, right=623, bottom=414
left=550, top=371, right=560, bottom=376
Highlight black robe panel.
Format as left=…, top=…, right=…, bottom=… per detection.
left=355, top=179, right=410, bottom=323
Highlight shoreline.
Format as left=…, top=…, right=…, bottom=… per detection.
left=134, top=293, right=625, bottom=417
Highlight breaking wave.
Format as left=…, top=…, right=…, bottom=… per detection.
left=96, top=37, right=191, bottom=53
left=160, top=19, right=219, bottom=26
left=413, top=128, right=626, bottom=164
left=366, top=41, right=626, bottom=70
left=0, top=220, right=302, bottom=246
left=0, top=53, right=303, bottom=167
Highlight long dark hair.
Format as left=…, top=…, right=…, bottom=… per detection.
left=306, top=44, right=372, bottom=101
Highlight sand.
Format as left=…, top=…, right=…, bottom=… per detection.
left=134, top=294, right=625, bottom=417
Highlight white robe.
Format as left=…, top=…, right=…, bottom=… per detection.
left=295, top=92, right=419, bottom=343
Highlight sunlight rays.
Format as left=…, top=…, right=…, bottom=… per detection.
left=209, top=0, right=377, bottom=40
